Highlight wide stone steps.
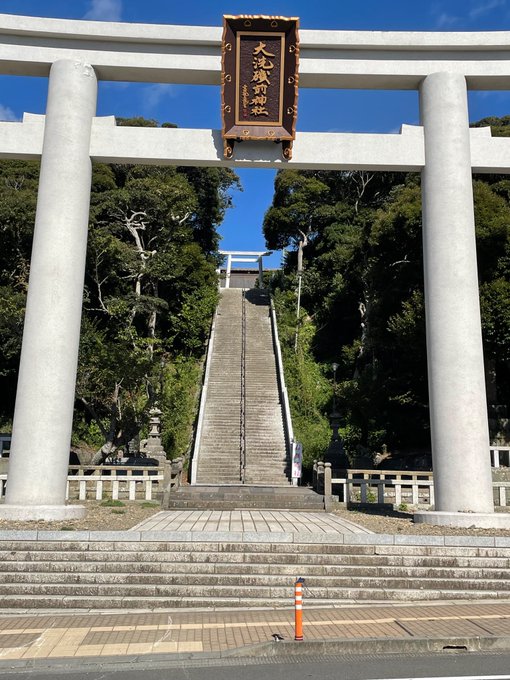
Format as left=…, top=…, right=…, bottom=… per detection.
left=193, top=287, right=290, bottom=489
left=1, top=539, right=510, bottom=609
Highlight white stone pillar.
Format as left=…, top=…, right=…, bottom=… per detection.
left=258, top=256, right=264, bottom=288
left=418, top=72, right=493, bottom=519
left=0, top=60, right=97, bottom=520
left=225, top=254, right=232, bottom=289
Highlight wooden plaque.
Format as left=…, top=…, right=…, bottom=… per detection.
left=222, top=15, right=299, bottom=159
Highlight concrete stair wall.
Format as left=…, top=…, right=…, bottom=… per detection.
left=0, top=536, right=509, bottom=609
left=194, top=288, right=289, bottom=486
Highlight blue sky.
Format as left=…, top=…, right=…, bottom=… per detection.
left=1, top=0, right=510, bottom=269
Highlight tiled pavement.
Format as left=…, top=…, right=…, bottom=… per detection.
left=131, top=510, right=373, bottom=534
left=0, top=602, right=510, bottom=661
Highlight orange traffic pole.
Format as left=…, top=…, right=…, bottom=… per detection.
left=294, top=577, right=305, bottom=641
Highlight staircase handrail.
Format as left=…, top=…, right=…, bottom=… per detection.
left=240, top=290, right=247, bottom=482
left=269, top=296, right=295, bottom=453
left=190, top=302, right=219, bottom=484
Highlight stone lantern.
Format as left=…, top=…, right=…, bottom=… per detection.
left=143, top=406, right=167, bottom=464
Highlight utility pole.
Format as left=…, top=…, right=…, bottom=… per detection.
left=294, top=229, right=308, bottom=352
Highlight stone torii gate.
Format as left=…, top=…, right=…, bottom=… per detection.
left=219, top=250, right=271, bottom=289
left=0, top=14, right=510, bottom=526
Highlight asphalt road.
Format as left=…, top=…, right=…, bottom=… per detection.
left=0, top=651, right=510, bottom=680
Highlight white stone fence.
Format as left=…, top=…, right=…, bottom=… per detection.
left=314, top=460, right=510, bottom=510
left=491, top=446, right=510, bottom=468
left=0, top=458, right=184, bottom=503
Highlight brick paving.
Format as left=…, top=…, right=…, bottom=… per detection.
left=0, top=601, right=509, bottom=661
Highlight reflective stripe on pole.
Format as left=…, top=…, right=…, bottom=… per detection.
left=295, top=577, right=304, bottom=641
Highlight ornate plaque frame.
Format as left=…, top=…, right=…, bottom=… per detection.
left=221, top=15, right=299, bottom=159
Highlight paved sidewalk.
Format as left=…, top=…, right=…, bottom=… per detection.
left=132, top=510, right=373, bottom=534
left=0, top=601, right=510, bottom=663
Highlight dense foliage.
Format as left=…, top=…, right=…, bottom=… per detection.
left=265, top=117, right=510, bottom=464
left=0, top=118, right=239, bottom=462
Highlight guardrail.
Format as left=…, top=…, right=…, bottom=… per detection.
left=0, top=459, right=183, bottom=503
left=314, top=463, right=510, bottom=508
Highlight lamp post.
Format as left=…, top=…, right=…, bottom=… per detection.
left=332, top=362, right=339, bottom=412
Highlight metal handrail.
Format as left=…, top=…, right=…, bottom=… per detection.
left=269, top=296, right=295, bottom=453
left=240, top=290, right=247, bottom=482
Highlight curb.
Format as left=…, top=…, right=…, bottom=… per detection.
left=1, top=530, right=510, bottom=547
left=0, top=635, right=509, bottom=674
left=225, top=634, right=510, bottom=658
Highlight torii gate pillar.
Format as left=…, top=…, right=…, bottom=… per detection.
left=0, top=60, right=97, bottom=520
left=415, top=72, right=494, bottom=525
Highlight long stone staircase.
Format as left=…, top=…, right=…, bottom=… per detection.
left=0, top=535, right=508, bottom=610
left=192, top=288, right=289, bottom=487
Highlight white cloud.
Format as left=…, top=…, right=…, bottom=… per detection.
left=143, top=84, right=176, bottom=110
left=83, top=0, right=122, bottom=22
left=435, top=12, right=460, bottom=28
left=102, top=81, right=131, bottom=91
left=0, top=104, right=18, bottom=121
left=469, top=0, right=506, bottom=19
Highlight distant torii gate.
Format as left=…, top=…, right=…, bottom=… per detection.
left=219, top=250, right=272, bottom=289
left=0, top=13, right=509, bottom=527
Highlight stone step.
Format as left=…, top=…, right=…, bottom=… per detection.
left=3, top=545, right=510, bottom=564
left=2, top=560, right=508, bottom=581
left=166, top=501, right=318, bottom=510
left=0, top=582, right=502, bottom=605
left=1, top=589, right=496, bottom=610
left=2, top=570, right=510, bottom=592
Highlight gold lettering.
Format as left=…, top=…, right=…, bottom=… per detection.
left=253, top=41, right=275, bottom=57
left=249, top=40, right=276, bottom=117
left=253, top=55, right=274, bottom=71
left=242, top=84, right=250, bottom=109
left=250, top=95, right=267, bottom=107
left=250, top=105, right=269, bottom=116
left=251, top=69, right=271, bottom=86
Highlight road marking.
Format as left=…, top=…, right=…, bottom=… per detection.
left=377, top=677, right=510, bottom=680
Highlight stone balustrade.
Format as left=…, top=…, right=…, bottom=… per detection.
left=491, top=446, right=510, bottom=468
left=0, top=458, right=184, bottom=504
left=314, top=462, right=510, bottom=509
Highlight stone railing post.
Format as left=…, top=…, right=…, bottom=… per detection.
left=317, top=461, right=325, bottom=494
left=324, top=462, right=333, bottom=511
left=162, top=456, right=184, bottom=508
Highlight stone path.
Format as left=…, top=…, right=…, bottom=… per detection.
left=132, top=510, right=373, bottom=534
